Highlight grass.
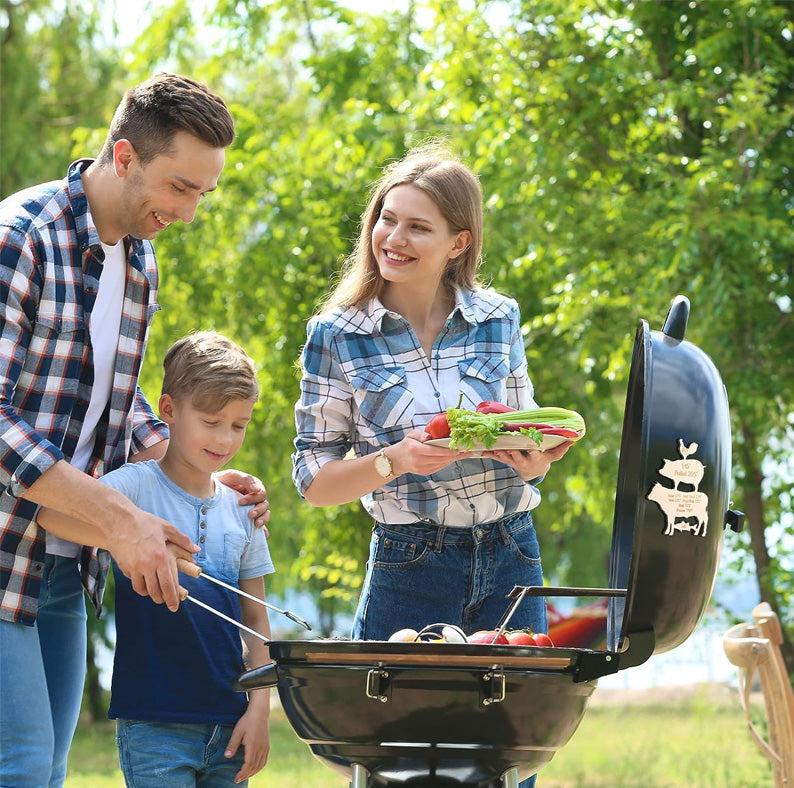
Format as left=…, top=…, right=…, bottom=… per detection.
left=65, top=683, right=774, bottom=788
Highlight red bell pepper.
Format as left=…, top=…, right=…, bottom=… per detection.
left=476, top=401, right=516, bottom=414
left=537, top=426, right=581, bottom=439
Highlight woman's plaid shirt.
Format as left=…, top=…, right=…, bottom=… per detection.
left=293, top=288, right=543, bottom=527
left=0, top=160, right=168, bottom=625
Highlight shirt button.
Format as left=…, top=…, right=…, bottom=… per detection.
left=199, top=535, right=206, bottom=543
left=434, top=391, right=440, bottom=398
left=200, top=522, right=206, bottom=529
left=201, top=506, right=208, bottom=515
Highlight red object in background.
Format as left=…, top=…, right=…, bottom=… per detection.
left=546, top=599, right=608, bottom=649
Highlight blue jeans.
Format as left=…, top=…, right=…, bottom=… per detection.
left=352, top=510, right=547, bottom=640
left=0, top=555, right=87, bottom=788
left=352, top=511, right=542, bottom=788
left=116, top=720, right=246, bottom=787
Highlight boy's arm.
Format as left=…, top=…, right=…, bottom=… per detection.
left=225, top=576, right=272, bottom=781
left=238, top=576, right=272, bottom=669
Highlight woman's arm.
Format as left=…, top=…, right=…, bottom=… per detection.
left=302, top=430, right=472, bottom=507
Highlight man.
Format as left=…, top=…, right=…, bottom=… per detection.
left=0, top=73, right=269, bottom=787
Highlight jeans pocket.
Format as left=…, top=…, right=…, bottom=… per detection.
left=373, top=529, right=432, bottom=569
left=507, top=524, right=542, bottom=567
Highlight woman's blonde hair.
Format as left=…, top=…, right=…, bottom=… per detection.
left=322, top=142, right=484, bottom=311
left=161, top=331, right=259, bottom=412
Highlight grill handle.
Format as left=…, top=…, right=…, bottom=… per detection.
left=496, top=586, right=626, bottom=633
left=661, top=294, right=690, bottom=341
left=233, top=662, right=279, bottom=692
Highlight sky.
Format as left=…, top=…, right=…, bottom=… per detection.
left=105, top=0, right=415, bottom=45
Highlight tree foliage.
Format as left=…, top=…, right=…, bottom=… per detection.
left=3, top=0, right=792, bottom=682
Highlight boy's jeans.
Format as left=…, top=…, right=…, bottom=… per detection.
left=0, top=555, right=87, bottom=788
left=116, top=720, right=246, bottom=787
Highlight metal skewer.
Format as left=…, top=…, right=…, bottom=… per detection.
left=177, top=558, right=312, bottom=631
left=179, top=590, right=271, bottom=641
left=492, top=586, right=529, bottom=643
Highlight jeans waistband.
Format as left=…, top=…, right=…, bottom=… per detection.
left=375, top=510, right=534, bottom=552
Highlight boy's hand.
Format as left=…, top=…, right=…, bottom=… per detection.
left=216, top=469, right=271, bottom=536
left=225, top=704, right=270, bottom=783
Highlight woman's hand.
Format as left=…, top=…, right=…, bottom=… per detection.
left=388, top=429, right=473, bottom=476
left=484, top=440, right=572, bottom=481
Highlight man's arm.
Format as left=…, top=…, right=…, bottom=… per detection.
left=129, top=439, right=168, bottom=463
left=29, top=460, right=197, bottom=611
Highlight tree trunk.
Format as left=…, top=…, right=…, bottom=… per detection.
left=83, top=637, right=106, bottom=722
left=739, top=425, right=794, bottom=675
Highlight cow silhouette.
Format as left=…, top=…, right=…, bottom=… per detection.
left=647, top=483, right=709, bottom=536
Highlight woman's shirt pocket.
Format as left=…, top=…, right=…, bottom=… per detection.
left=349, top=365, right=415, bottom=443
left=457, top=356, right=511, bottom=406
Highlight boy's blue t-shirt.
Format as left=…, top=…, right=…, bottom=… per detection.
left=101, top=460, right=275, bottom=724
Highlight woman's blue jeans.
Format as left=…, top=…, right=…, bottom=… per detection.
left=352, top=510, right=545, bottom=788
left=0, top=555, right=87, bottom=788
left=352, top=510, right=547, bottom=640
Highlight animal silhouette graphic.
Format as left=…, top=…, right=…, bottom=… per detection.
left=647, top=439, right=708, bottom=536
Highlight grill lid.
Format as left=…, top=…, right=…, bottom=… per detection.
left=606, top=295, right=740, bottom=670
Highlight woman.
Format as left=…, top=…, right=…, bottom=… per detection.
left=292, top=143, right=571, bottom=643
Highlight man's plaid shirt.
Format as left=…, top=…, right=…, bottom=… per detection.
left=293, top=288, right=543, bottom=527
left=0, top=160, right=168, bottom=625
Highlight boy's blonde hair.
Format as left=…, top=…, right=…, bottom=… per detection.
left=162, top=331, right=259, bottom=412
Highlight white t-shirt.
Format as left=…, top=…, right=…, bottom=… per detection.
left=46, top=241, right=125, bottom=557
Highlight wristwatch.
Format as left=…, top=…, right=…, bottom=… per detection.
left=374, top=449, right=394, bottom=479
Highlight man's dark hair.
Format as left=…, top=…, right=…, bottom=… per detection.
left=97, top=73, right=235, bottom=164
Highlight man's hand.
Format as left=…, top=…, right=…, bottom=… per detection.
left=106, top=514, right=199, bottom=612
left=216, top=469, right=271, bottom=536
left=29, top=460, right=199, bottom=611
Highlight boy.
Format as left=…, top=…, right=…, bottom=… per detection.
left=42, top=331, right=273, bottom=786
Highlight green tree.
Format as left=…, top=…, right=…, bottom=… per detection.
left=5, top=0, right=790, bottom=680
left=134, top=0, right=793, bottom=663
left=0, top=0, right=120, bottom=195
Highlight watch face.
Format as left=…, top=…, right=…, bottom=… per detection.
left=375, top=453, right=392, bottom=477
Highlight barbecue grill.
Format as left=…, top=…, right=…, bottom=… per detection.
left=232, top=295, right=744, bottom=788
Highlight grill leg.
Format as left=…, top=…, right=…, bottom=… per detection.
left=501, top=767, right=520, bottom=788
left=350, top=762, right=369, bottom=788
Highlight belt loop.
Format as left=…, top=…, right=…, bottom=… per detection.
left=434, top=526, right=446, bottom=553
left=498, top=521, right=512, bottom=546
